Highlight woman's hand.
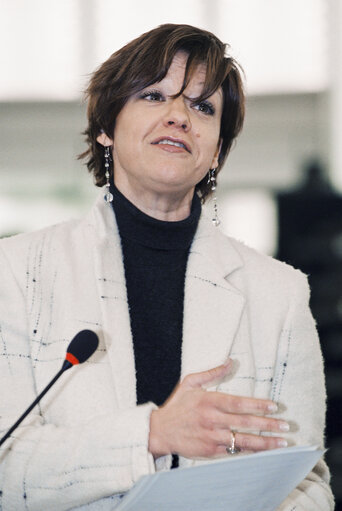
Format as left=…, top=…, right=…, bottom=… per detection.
left=148, top=360, right=289, bottom=459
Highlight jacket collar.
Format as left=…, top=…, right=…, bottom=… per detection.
left=86, top=193, right=137, bottom=408
left=181, top=214, right=245, bottom=378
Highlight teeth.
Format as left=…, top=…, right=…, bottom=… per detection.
left=157, top=139, right=186, bottom=149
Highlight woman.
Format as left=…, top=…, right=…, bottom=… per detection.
left=0, top=24, right=333, bottom=510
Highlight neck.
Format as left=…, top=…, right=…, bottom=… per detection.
left=113, top=177, right=195, bottom=222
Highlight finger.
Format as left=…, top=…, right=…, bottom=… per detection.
left=233, top=431, right=288, bottom=451
left=212, top=392, right=278, bottom=416
left=210, top=412, right=289, bottom=434
left=208, top=430, right=287, bottom=456
left=182, top=360, right=233, bottom=389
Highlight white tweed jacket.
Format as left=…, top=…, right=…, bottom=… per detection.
left=0, top=192, right=334, bottom=510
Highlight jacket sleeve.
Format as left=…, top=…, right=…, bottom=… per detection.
left=272, top=270, right=334, bottom=510
left=0, top=245, right=164, bottom=511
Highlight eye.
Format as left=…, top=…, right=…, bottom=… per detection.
left=193, top=100, right=215, bottom=116
left=139, top=89, right=164, bottom=102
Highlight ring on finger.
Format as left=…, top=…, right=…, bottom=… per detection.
left=226, top=430, right=241, bottom=455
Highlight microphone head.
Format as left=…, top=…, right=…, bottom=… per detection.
left=65, top=330, right=99, bottom=366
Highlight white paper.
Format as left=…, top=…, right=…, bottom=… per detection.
left=116, top=445, right=323, bottom=511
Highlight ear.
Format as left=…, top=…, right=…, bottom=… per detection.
left=96, top=131, right=114, bottom=147
left=210, top=138, right=222, bottom=169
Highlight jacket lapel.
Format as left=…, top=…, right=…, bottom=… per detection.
left=181, top=214, right=246, bottom=379
left=85, top=195, right=137, bottom=409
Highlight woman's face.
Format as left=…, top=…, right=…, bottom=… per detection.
left=100, top=52, right=223, bottom=199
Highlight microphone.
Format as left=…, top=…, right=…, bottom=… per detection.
left=0, top=330, right=99, bottom=447
left=62, top=329, right=99, bottom=369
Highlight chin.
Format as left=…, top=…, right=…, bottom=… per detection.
left=149, top=176, right=194, bottom=195
left=149, top=167, right=199, bottom=190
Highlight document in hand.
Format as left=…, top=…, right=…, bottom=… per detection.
left=116, top=445, right=323, bottom=511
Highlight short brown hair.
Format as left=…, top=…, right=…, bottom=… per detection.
left=79, top=23, right=245, bottom=202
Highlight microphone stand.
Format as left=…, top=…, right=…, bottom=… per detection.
left=0, top=360, right=72, bottom=447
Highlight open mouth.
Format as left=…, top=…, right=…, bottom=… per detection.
left=151, top=137, right=191, bottom=153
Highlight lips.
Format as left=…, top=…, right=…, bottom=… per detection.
left=151, top=136, right=191, bottom=153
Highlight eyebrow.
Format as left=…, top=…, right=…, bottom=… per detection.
left=193, top=82, right=222, bottom=95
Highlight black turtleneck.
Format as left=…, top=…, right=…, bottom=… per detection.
left=110, top=184, right=201, bottom=408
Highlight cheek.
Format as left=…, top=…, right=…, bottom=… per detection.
left=198, top=134, right=220, bottom=165
left=194, top=121, right=220, bottom=154
left=114, top=121, right=139, bottom=156
left=114, top=104, right=142, bottom=140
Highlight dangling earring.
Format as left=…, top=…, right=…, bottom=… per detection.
left=208, top=168, right=220, bottom=226
left=103, top=146, right=113, bottom=203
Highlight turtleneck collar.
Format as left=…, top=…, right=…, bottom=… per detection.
left=110, top=182, right=201, bottom=251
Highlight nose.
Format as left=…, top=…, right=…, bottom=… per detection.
left=163, top=97, right=191, bottom=132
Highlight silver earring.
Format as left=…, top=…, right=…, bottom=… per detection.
left=103, top=146, right=113, bottom=203
left=208, top=168, right=220, bottom=226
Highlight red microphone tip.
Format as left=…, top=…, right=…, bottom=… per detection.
left=65, top=352, right=80, bottom=366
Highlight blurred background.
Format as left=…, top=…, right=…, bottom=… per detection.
left=1, top=0, right=341, bottom=506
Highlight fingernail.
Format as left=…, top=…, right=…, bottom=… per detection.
left=268, top=403, right=278, bottom=413
left=279, top=422, right=290, bottom=432
left=277, top=439, right=288, bottom=448
left=223, top=358, right=232, bottom=368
